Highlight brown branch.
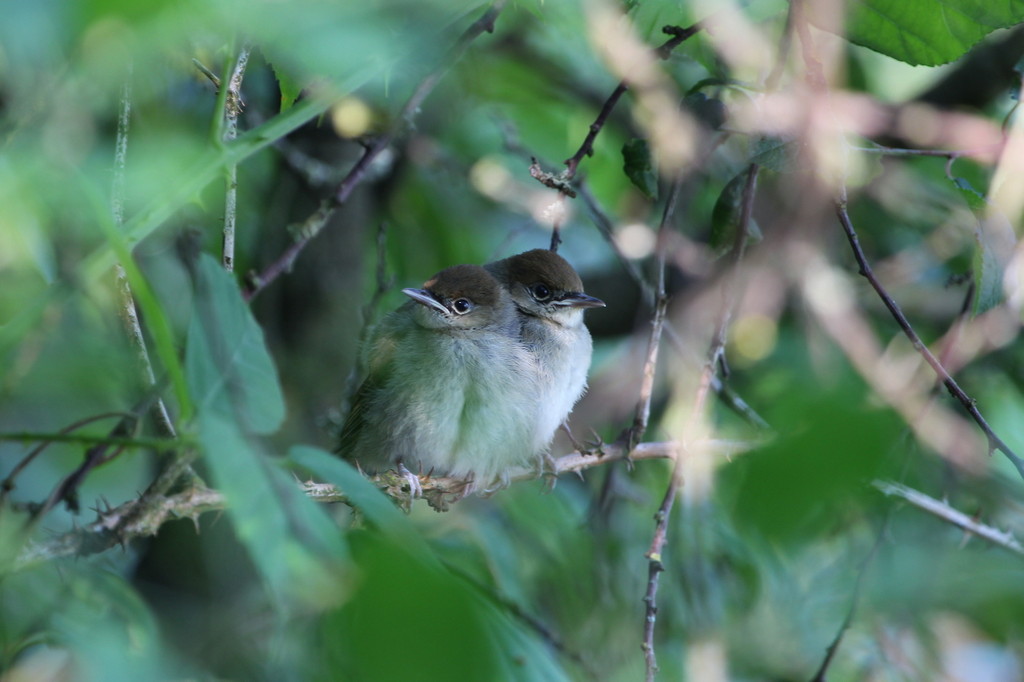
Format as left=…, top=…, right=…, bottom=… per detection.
left=18, top=484, right=223, bottom=566
left=834, top=200, right=1024, bottom=481
left=191, top=58, right=220, bottom=88
left=27, top=390, right=170, bottom=522
left=302, top=440, right=710, bottom=508
left=577, top=175, right=770, bottom=432
left=535, top=22, right=701, bottom=251
left=222, top=45, right=251, bottom=272
left=109, top=69, right=177, bottom=440
left=564, top=83, right=629, bottom=178
left=627, top=172, right=682, bottom=449
left=0, top=412, right=136, bottom=504
left=873, top=480, right=1024, bottom=555
left=642, top=163, right=758, bottom=681
left=808, top=525, right=887, bottom=682
left=244, top=1, right=507, bottom=300
left=21, top=439, right=749, bottom=566
left=564, top=24, right=702, bottom=179
left=32, top=414, right=141, bottom=520
left=443, top=561, right=600, bottom=679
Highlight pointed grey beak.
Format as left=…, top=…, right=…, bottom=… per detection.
left=402, top=288, right=449, bottom=315
left=555, top=292, right=605, bottom=309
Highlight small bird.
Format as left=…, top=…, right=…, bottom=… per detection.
left=337, top=264, right=541, bottom=490
left=484, top=249, right=605, bottom=455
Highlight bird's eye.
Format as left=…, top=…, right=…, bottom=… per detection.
left=531, top=283, right=552, bottom=301
left=452, top=298, right=472, bottom=314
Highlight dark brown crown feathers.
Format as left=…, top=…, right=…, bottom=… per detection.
left=496, top=249, right=585, bottom=293
left=422, top=264, right=503, bottom=307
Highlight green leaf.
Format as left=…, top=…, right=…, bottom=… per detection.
left=839, top=0, right=1024, bottom=66
left=80, top=93, right=333, bottom=286
left=288, top=445, right=432, bottom=557
left=290, top=447, right=569, bottom=680
left=269, top=60, right=303, bottom=113
left=719, top=384, right=901, bottom=544
left=321, top=530, right=569, bottom=682
left=621, top=138, right=659, bottom=200
left=197, top=413, right=348, bottom=608
left=683, top=91, right=727, bottom=130
left=710, top=170, right=762, bottom=255
left=749, top=136, right=801, bottom=173
left=186, top=253, right=285, bottom=435
left=52, top=569, right=177, bottom=682
left=952, top=177, right=1008, bottom=315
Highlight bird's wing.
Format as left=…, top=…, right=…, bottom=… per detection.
left=335, top=315, right=402, bottom=457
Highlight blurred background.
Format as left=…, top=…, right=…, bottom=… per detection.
left=2, top=0, right=1024, bottom=680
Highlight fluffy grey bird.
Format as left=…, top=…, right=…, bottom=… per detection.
left=484, top=249, right=605, bottom=455
left=338, top=264, right=541, bottom=490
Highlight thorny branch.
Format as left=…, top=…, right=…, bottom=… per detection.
left=108, top=68, right=199, bottom=507
left=244, top=0, right=507, bottom=300
left=23, top=439, right=1024, bottom=570
left=20, top=439, right=732, bottom=564
left=627, top=174, right=681, bottom=450
left=790, top=0, right=1022, bottom=480
left=563, top=23, right=703, bottom=179
left=808, top=527, right=887, bottom=682
left=30, top=404, right=147, bottom=521
left=873, top=480, right=1024, bottom=555
left=222, top=45, right=252, bottom=272
left=577, top=163, right=770, bottom=433
left=539, top=22, right=703, bottom=251
left=18, top=485, right=223, bottom=566
left=642, top=163, right=759, bottom=681
left=835, top=200, right=1024, bottom=481
left=110, top=70, right=177, bottom=440
left=0, top=413, right=135, bottom=504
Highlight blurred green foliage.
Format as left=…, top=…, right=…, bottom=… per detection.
left=2, top=0, right=1024, bottom=680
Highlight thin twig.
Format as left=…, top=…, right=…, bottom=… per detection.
left=764, top=0, right=796, bottom=92
left=444, top=561, right=600, bottom=680
left=808, top=524, right=888, bottom=682
left=834, top=199, right=1024, bottom=481
left=191, top=58, right=220, bottom=88
left=339, top=221, right=394, bottom=419
left=26, top=389, right=169, bottom=522
left=564, top=82, right=628, bottom=179
left=0, top=432, right=177, bottom=448
left=577, top=179, right=770, bottom=432
left=627, top=174, right=681, bottom=449
left=564, top=24, right=702, bottom=179
left=244, top=1, right=507, bottom=300
left=642, top=163, right=759, bottom=681
left=793, top=1, right=1023, bottom=480
left=0, top=412, right=135, bottom=503
left=933, top=280, right=975, bottom=390
left=536, top=22, right=702, bottom=250
left=18, top=484, right=224, bottom=566
left=873, top=480, right=1024, bottom=555
left=109, top=70, right=177, bottom=440
left=362, top=221, right=394, bottom=322
left=22, top=438, right=751, bottom=565
left=222, top=45, right=251, bottom=272
left=31, top=412, right=142, bottom=520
